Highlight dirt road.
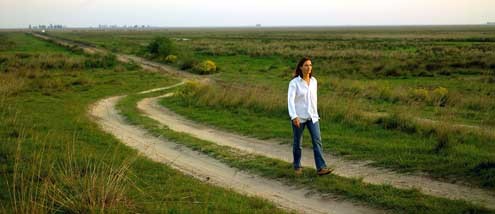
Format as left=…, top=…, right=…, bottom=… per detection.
left=89, top=95, right=382, bottom=214
left=137, top=93, right=495, bottom=210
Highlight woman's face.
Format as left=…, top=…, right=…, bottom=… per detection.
left=300, top=60, right=312, bottom=76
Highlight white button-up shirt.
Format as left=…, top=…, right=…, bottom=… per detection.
left=288, top=76, right=320, bottom=123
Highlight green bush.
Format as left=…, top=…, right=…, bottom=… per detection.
left=146, top=37, right=175, bottom=58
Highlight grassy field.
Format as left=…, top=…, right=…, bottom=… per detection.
left=115, top=87, right=491, bottom=213
left=3, top=25, right=495, bottom=212
left=47, top=26, right=495, bottom=190
left=48, top=27, right=495, bottom=126
left=0, top=32, right=285, bottom=213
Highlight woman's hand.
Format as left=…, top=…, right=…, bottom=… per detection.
left=292, top=118, right=300, bottom=128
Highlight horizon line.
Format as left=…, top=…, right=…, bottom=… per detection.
left=2, top=23, right=495, bottom=30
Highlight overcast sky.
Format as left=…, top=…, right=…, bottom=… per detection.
left=1, top=0, right=495, bottom=28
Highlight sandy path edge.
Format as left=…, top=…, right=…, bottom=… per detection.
left=88, top=95, right=382, bottom=214
left=137, top=94, right=495, bottom=210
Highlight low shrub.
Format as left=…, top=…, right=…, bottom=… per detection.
left=146, top=37, right=175, bottom=58
left=179, top=58, right=198, bottom=70
left=193, top=60, right=217, bottom=74
left=164, top=55, right=177, bottom=64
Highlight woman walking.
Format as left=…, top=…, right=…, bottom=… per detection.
left=288, top=57, right=333, bottom=176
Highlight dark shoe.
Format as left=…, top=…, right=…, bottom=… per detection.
left=317, top=168, right=333, bottom=176
left=295, top=168, right=303, bottom=176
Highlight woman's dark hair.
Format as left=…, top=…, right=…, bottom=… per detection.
left=293, top=57, right=312, bottom=78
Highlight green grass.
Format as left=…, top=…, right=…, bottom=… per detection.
left=0, top=33, right=68, bottom=53
left=0, top=32, right=285, bottom=213
left=44, top=27, right=495, bottom=187
left=47, top=28, right=495, bottom=128
left=158, top=82, right=495, bottom=190
left=116, top=89, right=492, bottom=213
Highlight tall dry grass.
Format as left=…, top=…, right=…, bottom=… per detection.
left=3, top=127, right=136, bottom=213
left=325, top=77, right=495, bottom=111
left=1, top=59, right=135, bottom=213
left=0, top=72, right=26, bottom=97
left=177, top=80, right=494, bottom=143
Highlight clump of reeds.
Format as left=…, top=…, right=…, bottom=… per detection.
left=179, top=80, right=285, bottom=115
left=4, top=127, right=135, bottom=213
left=0, top=72, right=26, bottom=97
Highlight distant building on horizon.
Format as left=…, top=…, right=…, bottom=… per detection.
left=29, top=24, right=65, bottom=29
left=97, top=24, right=152, bottom=29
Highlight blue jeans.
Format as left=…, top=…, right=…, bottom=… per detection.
left=291, top=119, right=327, bottom=171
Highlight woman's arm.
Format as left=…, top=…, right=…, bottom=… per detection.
left=288, top=81, right=300, bottom=127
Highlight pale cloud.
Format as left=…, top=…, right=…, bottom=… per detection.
left=1, top=0, right=494, bottom=28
